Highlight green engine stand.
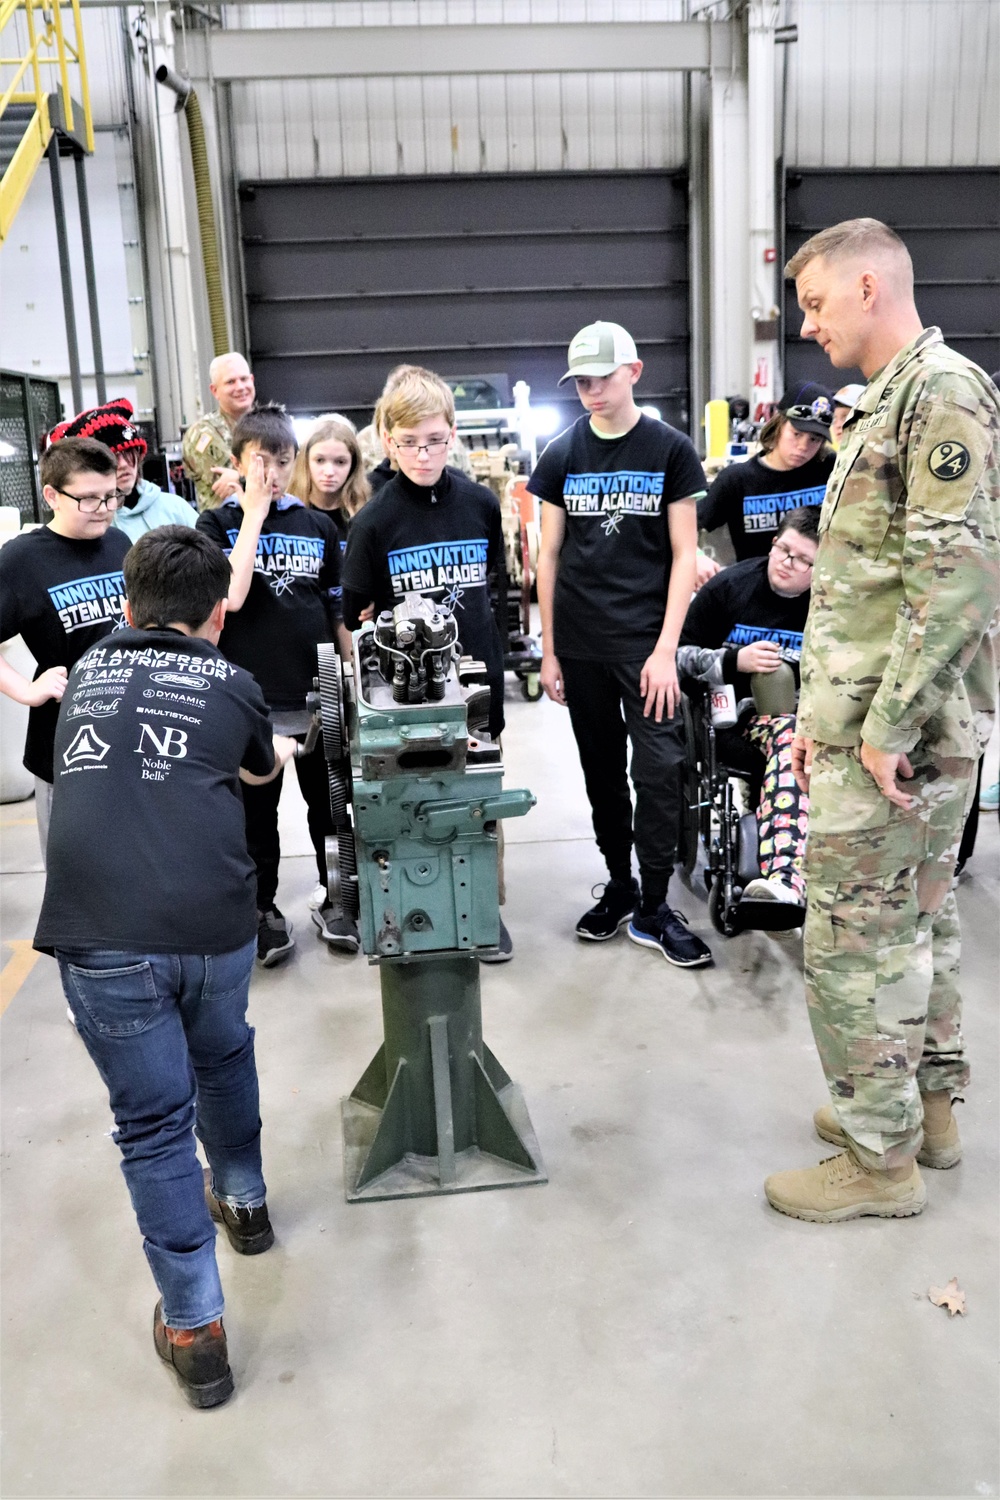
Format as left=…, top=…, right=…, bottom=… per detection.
left=318, top=609, right=546, bottom=1202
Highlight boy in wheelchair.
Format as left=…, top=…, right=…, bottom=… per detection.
left=676, top=508, right=818, bottom=934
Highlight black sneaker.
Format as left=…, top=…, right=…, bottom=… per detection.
left=628, top=902, right=713, bottom=968
left=153, top=1299, right=234, bottom=1410
left=480, top=918, right=514, bottom=964
left=576, top=878, right=639, bottom=941
left=312, top=901, right=361, bottom=954
left=203, top=1168, right=274, bottom=1255
left=256, top=907, right=294, bottom=968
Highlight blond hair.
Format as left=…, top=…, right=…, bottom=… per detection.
left=380, top=368, right=455, bottom=434
left=289, top=417, right=370, bottom=519
left=785, top=218, right=913, bottom=290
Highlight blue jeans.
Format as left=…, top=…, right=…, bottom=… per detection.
left=56, top=940, right=264, bottom=1330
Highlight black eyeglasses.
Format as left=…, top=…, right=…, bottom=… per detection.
left=52, top=486, right=123, bottom=513
left=390, top=436, right=450, bottom=454
left=771, top=539, right=814, bottom=572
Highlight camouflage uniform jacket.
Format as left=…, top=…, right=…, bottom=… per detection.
left=182, top=409, right=235, bottom=511
left=797, top=327, right=1000, bottom=761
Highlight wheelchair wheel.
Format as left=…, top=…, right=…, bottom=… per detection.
left=708, top=877, right=738, bottom=938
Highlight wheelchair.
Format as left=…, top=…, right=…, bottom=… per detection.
left=676, top=666, right=806, bottom=939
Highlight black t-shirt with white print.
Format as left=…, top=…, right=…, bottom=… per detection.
left=527, top=413, right=707, bottom=662
left=0, top=525, right=131, bottom=782
left=34, top=627, right=274, bottom=956
left=341, top=468, right=506, bottom=737
left=697, top=452, right=834, bottom=561
left=197, top=497, right=341, bottom=712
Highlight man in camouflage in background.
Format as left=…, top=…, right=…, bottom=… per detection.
left=764, top=218, right=1000, bottom=1222
left=182, top=352, right=256, bottom=510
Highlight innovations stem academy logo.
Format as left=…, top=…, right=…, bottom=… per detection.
left=63, top=724, right=111, bottom=768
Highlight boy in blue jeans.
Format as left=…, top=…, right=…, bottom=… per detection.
left=35, top=526, right=295, bottom=1407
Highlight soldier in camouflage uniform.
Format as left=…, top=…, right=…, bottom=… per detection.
left=182, top=353, right=256, bottom=511
left=764, top=218, right=1000, bottom=1223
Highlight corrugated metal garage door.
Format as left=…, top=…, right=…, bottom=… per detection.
left=239, top=170, right=690, bottom=430
left=783, top=168, right=1000, bottom=392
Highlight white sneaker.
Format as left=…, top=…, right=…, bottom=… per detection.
left=742, top=876, right=804, bottom=906
left=307, top=883, right=327, bottom=911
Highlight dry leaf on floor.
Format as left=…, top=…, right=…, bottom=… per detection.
left=928, top=1278, right=966, bottom=1316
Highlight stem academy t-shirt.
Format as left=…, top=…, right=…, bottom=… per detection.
left=34, top=628, right=274, bottom=956
left=341, top=468, right=506, bottom=737
left=697, top=452, right=834, bottom=561
left=0, top=525, right=131, bottom=782
left=197, top=498, right=341, bottom=712
left=527, top=413, right=707, bottom=661
left=680, top=556, right=811, bottom=702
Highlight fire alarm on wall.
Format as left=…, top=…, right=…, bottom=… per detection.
left=763, top=247, right=777, bottom=264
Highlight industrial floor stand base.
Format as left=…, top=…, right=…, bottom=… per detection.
left=342, top=953, right=547, bottom=1202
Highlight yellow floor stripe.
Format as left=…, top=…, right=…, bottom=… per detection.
left=0, top=941, right=42, bottom=1015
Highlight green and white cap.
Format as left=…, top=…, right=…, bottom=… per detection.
left=558, top=321, right=639, bottom=385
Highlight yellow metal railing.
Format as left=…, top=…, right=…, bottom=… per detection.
left=0, top=0, right=93, bottom=241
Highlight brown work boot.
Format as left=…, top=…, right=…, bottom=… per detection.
left=203, top=1167, right=274, bottom=1255
left=153, top=1299, right=234, bottom=1409
left=764, top=1151, right=926, bottom=1222
left=813, top=1096, right=962, bottom=1170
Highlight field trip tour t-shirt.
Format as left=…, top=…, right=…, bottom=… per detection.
left=0, top=524, right=131, bottom=782
left=34, top=627, right=274, bottom=956
left=527, top=413, right=707, bottom=662
left=697, top=451, right=834, bottom=560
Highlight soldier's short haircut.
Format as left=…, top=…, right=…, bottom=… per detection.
left=381, top=368, right=455, bottom=433
left=124, top=525, right=232, bottom=629
left=776, top=506, right=820, bottom=543
left=784, top=218, right=913, bottom=288
left=231, top=402, right=297, bottom=460
left=209, top=351, right=251, bottom=385
left=40, top=436, right=116, bottom=494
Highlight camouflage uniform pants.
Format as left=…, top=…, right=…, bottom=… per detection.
left=803, top=742, right=974, bottom=1172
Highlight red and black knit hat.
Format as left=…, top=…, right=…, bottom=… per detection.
left=48, top=398, right=147, bottom=461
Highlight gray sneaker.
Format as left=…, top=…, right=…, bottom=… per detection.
left=256, top=907, right=294, bottom=968
left=312, top=901, right=361, bottom=954
left=480, top=918, right=514, bottom=964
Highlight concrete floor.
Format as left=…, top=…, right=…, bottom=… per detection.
left=2, top=684, right=998, bottom=1498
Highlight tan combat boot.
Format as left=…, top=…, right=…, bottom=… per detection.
left=764, top=1151, right=926, bottom=1222
left=814, top=1094, right=962, bottom=1169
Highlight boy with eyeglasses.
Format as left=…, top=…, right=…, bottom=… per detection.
left=679, top=507, right=819, bottom=907
left=341, top=368, right=511, bottom=958
left=0, top=436, right=130, bottom=856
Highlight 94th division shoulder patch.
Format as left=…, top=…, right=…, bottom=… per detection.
left=928, top=441, right=970, bottom=480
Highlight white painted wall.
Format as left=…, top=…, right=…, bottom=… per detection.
left=212, top=0, right=999, bottom=180
left=0, top=136, right=137, bottom=420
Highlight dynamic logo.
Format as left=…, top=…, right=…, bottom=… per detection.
left=63, top=724, right=111, bottom=767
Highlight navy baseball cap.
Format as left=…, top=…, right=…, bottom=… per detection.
left=778, top=382, right=834, bottom=437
